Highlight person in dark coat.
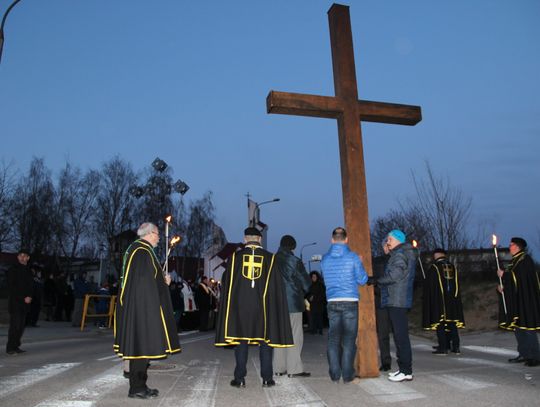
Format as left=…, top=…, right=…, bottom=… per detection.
left=369, top=229, right=416, bottom=382
left=422, top=248, right=465, bottom=355
left=498, top=237, right=540, bottom=367
left=374, top=241, right=392, bottom=371
left=42, top=273, right=57, bottom=322
left=114, top=222, right=181, bottom=399
left=195, top=276, right=213, bottom=331
left=273, top=234, right=311, bottom=378
left=215, top=227, right=293, bottom=388
left=27, top=265, right=44, bottom=327
left=307, top=271, right=326, bottom=335
left=6, top=248, right=33, bottom=355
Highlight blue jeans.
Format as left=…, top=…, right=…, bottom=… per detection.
left=327, top=301, right=358, bottom=382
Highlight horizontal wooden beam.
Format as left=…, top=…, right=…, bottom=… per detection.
left=266, top=91, right=342, bottom=119
left=357, top=100, right=422, bottom=125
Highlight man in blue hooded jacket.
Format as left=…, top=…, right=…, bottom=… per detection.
left=321, top=227, right=368, bottom=383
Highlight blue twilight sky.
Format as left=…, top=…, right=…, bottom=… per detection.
left=1, top=0, right=539, bottom=260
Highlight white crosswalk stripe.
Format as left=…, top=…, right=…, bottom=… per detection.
left=462, top=345, right=516, bottom=357
left=432, top=374, right=496, bottom=390
left=33, top=365, right=126, bottom=407
left=252, top=357, right=328, bottom=407
left=357, top=377, right=426, bottom=403
left=0, top=363, right=80, bottom=399
left=160, top=359, right=219, bottom=407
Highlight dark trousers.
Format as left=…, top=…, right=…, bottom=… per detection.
left=376, top=306, right=392, bottom=367
left=199, top=308, right=209, bottom=331
left=234, top=342, right=273, bottom=381
left=7, top=310, right=27, bottom=352
left=387, top=307, right=412, bottom=375
left=309, top=309, right=324, bottom=334
left=436, top=322, right=459, bottom=351
left=515, top=328, right=540, bottom=360
left=129, top=359, right=149, bottom=393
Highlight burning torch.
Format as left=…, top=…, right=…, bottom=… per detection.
left=412, top=240, right=426, bottom=279
left=492, top=234, right=507, bottom=315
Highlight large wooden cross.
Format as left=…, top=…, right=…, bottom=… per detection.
left=266, top=3, right=421, bottom=378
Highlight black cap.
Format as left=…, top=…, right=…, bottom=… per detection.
left=511, top=237, right=527, bottom=250
left=280, top=235, right=297, bottom=250
left=433, top=248, right=447, bottom=255
left=244, top=227, right=262, bottom=237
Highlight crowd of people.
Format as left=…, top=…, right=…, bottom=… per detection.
left=6, top=221, right=539, bottom=399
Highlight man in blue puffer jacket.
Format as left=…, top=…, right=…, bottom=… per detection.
left=373, top=229, right=416, bottom=383
left=321, top=227, right=368, bottom=383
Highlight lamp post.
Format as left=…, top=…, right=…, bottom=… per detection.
left=0, top=0, right=23, bottom=64
left=248, top=197, right=280, bottom=227
left=300, top=242, right=317, bottom=261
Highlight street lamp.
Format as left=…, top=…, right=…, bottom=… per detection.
left=248, top=197, right=280, bottom=227
left=0, top=0, right=23, bottom=64
left=300, top=242, right=317, bottom=261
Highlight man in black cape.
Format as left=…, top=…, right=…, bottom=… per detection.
left=6, top=248, right=33, bottom=355
left=215, top=227, right=293, bottom=388
left=114, top=222, right=181, bottom=399
left=497, top=237, right=540, bottom=367
left=422, top=248, right=465, bottom=355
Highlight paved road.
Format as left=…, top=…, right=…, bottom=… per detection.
left=0, top=321, right=538, bottom=406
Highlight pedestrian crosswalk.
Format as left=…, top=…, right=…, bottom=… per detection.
left=0, top=341, right=534, bottom=406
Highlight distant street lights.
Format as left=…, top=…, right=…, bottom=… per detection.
left=300, top=242, right=317, bottom=261
left=0, top=0, right=23, bottom=64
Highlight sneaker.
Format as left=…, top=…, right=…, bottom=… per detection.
left=388, top=370, right=400, bottom=377
left=451, top=348, right=461, bottom=355
left=230, top=379, right=246, bottom=388
left=432, top=350, right=448, bottom=356
left=388, top=372, right=413, bottom=382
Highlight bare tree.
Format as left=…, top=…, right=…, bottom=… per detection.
left=54, top=162, right=101, bottom=258
left=93, top=156, right=137, bottom=269
left=406, top=161, right=472, bottom=250
left=0, top=160, right=17, bottom=252
left=371, top=161, right=472, bottom=254
left=184, top=191, right=220, bottom=259
left=12, top=158, right=56, bottom=255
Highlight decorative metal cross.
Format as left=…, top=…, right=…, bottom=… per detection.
left=266, top=3, right=421, bottom=377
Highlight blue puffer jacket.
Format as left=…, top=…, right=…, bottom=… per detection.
left=378, top=243, right=416, bottom=308
left=321, top=243, right=368, bottom=300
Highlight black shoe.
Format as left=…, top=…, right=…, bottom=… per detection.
left=451, top=348, right=461, bottom=355
left=230, top=379, right=245, bottom=388
left=15, top=348, right=26, bottom=354
left=525, top=359, right=539, bottom=367
left=128, top=389, right=151, bottom=399
left=123, top=371, right=130, bottom=379
left=288, top=372, right=311, bottom=378
left=6, top=350, right=17, bottom=355
left=145, top=387, right=159, bottom=397
left=432, top=350, right=448, bottom=356
left=275, top=372, right=286, bottom=376
left=380, top=364, right=391, bottom=372
left=508, top=356, right=526, bottom=363
left=262, top=379, right=276, bottom=387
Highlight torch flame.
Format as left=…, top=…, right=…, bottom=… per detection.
left=165, top=215, right=172, bottom=223
left=492, top=234, right=497, bottom=246
left=412, top=240, right=418, bottom=248
left=169, top=235, right=181, bottom=247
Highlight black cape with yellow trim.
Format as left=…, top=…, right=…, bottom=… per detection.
left=422, top=257, right=465, bottom=330
left=499, top=251, right=540, bottom=331
left=215, top=242, right=293, bottom=348
left=113, top=239, right=181, bottom=359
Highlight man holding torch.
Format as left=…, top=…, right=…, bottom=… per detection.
left=497, top=237, right=540, bottom=367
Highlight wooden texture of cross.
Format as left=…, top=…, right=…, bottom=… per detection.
left=266, top=3, right=421, bottom=378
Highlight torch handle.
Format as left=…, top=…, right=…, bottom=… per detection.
left=494, top=247, right=507, bottom=314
